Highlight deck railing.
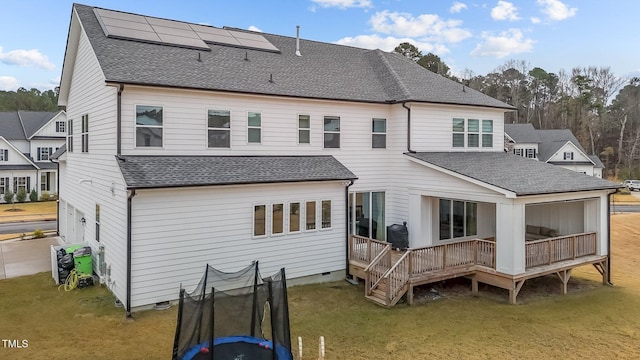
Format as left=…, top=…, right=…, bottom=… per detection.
left=382, top=251, right=411, bottom=305
left=364, top=246, right=392, bottom=295
left=525, top=232, right=597, bottom=268
left=409, top=239, right=495, bottom=276
left=349, top=235, right=389, bottom=264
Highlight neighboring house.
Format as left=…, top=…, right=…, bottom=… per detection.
left=505, top=123, right=604, bottom=178
left=56, top=4, right=620, bottom=314
left=0, top=110, right=66, bottom=200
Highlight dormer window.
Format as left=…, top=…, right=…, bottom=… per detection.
left=564, top=151, right=574, bottom=160
left=56, top=121, right=66, bottom=133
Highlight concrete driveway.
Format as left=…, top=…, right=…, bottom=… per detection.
left=0, top=237, right=61, bottom=279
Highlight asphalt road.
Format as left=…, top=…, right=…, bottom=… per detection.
left=612, top=204, right=640, bottom=213
left=0, top=220, right=56, bottom=234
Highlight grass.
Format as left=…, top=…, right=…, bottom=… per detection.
left=1, top=214, right=640, bottom=359
left=0, top=201, right=56, bottom=223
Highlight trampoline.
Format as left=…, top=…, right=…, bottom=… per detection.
left=181, top=336, right=292, bottom=360
left=172, top=261, right=293, bottom=360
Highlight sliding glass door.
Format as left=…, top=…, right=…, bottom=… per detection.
left=349, top=191, right=385, bottom=240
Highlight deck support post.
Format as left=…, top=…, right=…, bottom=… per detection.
left=407, top=285, right=414, bottom=305
left=509, top=280, right=525, bottom=304
left=555, top=269, right=572, bottom=295
left=592, top=260, right=609, bottom=285
left=471, top=277, right=478, bottom=294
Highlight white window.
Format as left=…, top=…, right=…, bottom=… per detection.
left=564, top=151, right=574, bottom=160
left=526, top=148, right=536, bottom=158
left=272, top=203, right=284, bottom=235
left=453, top=118, right=493, bottom=148
left=253, top=205, right=266, bottom=237
left=0, top=178, right=6, bottom=195
left=298, top=115, right=310, bottom=144
left=323, top=116, right=340, bottom=148
left=482, top=120, right=493, bottom=147
left=289, top=202, right=301, bottom=233
left=40, top=172, right=51, bottom=192
left=514, top=148, right=524, bottom=157
left=0, top=149, right=7, bottom=161
left=14, top=177, right=29, bottom=193
left=37, top=147, right=53, bottom=161
left=56, top=121, right=65, bottom=133
left=67, top=119, right=73, bottom=152
left=452, top=118, right=465, bottom=147
left=372, top=118, right=386, bottom=149
left=207, top=110, right=231, bottom=148
left=439, top=199, right=477, bottom=240
left=247, top=112, right=261, bottom=143
left=305, top=201, right=316, bottom=230
left=321, top=200, right=331, bottom=229
left=136, top=105, right=163, bottom=147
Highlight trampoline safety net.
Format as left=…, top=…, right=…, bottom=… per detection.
left=172, top=261, right=292, bottom=360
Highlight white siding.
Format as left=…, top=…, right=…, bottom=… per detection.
left=547, top=142, right=592, bottom=163
left=30, top=140, right=65, bottom=161
left=31, top=112, right=67, bottom=138
left=130, top=181, right=346, bottom=307
left=58, top=28, right=128, bottom=304
left=525, top=201, right=585, bottom=235
left=0, top=138, right=32, bottom=166
left=9, top=140, right=29, bottom=153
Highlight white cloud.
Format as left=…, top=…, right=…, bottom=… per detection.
left=369, top=10, right=472, bottom=43
left=530, top=17, right=541, bottom=24
left=0, top=76, right=19, bottom=91
left=450, top=2, right=468, bottom=13
left=335, top=34, right=449, bottom=54
left=471, top=29, right=535, bottom=58
left=491, top=1, right=520, bottom=21
left=0, top=46, right=55, bottom=70
left=310, top=0, right=372, bottom=9
left=248, top=25, right=262, bottom=32
left=537, top=0, right=577, bottom=21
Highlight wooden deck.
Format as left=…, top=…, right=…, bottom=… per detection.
left=348, top=232, right=608, bottom=307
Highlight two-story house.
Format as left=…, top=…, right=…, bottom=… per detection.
left=0, top=110, right=66, bottom=200
left=505, top=123, right=604, bottom=178
left=56, top=4, right=619, bottom=314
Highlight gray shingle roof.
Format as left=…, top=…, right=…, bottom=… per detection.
left=116, top=155, right=357, bottom=189
left=73, top=4, right=513, bottom=110
left=51, top=143, right=66, bottom=160
left=405, top=152, right=620, bottom=196
left=536, top=129, right=587, bottom=162
left=588, top=155, right=604, bottom=169
left=0, top=165, right=36, bottom=170
left=504, top=123, right=541, bottom=143
left=0, top=111, right=62, bottom=140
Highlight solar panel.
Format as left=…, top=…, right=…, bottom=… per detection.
left=93, top=8, right=280, bottom=53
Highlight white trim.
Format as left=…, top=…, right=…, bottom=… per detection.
left=322, top=115, right=340, bottom=149
left=320, top=199, right=332, bottom=230
left=252, top=203, right=268, bottom=239
left=404, top=154, right=516, bottom=198
left=271, top=202, right=285, bottom=236
left=304, top=200, right=317, bottom=232
left=0, top=136, right=40, bottom=169
left=205, top=108, right=232, bottom=149
left=297, top=113, right=311, bottom=145
left=246, top=110, right=262, bottom=144
left=371, top=117, right=386, bottom=149
left=546, top=141, right=596, bottom=166
left=287, top=201, right=302, bottom=234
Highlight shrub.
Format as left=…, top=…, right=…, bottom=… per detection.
left=32, top=229, right=46, bottom=238
left=15, top=188, right=27, bottom=203
left=29, top=189, right=38, bottom=202
left=40, top=191, right=51, bottom=201
left=620, top=188, right=631, bottom=195
left=3, top=190, right=13, bottom=204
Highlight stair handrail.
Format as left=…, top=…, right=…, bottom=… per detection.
left=363, top=244, right=391, bottom=272
left=381, top=250, right=411, bottom=303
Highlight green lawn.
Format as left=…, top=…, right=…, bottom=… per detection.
left=1, top=214, right=640, bottom=359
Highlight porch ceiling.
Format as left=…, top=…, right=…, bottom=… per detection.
left=405, top=152, right=620, bottom=196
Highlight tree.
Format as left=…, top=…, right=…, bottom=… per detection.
left=417, top=52, right=450, bottom=77
left=393, top=42, right=422, bottom=61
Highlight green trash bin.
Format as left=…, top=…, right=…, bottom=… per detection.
left=71, top=246, right=93, bottom=276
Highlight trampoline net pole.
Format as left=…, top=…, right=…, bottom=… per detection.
left=281, top=268, right=292, bottom=352
left=268, top=278, right=277, bottom=360
left=250, top=261, right=259, bottom=337
left=171, top=288, right=185, bottom=360
left=210, top=286, right=214, bottom=360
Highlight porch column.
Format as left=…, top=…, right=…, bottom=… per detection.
left=495, top=202, right=526, bottom=275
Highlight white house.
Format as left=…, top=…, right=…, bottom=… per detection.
left=56, top=4, right=620, bottom=314
left=505, top=123, right=604, bottom=178
left=0, top=110, right=66, bottom=200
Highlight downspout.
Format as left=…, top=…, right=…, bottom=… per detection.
left=345, top=180, right=358, bottom=285
left=126, top=188, right=136, bottom=318
left=117, top=84, right=124, bottom=157
left=607, top=192, right=613, bottom=285
left=402, top=102, right=415, bottom=153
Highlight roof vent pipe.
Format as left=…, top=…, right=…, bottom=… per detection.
left=295, top=25, right=301, bottom=57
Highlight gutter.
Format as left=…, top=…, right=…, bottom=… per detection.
left=344, top=180, right=358, bottom=285
left=402, top=102, right=415, bottom=153
left=126, top=188, right=137, bottom=318
left=117, top=84, right=124, bottom=157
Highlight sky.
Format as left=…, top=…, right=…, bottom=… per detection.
left=1, top=0, right=639, bottom=91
